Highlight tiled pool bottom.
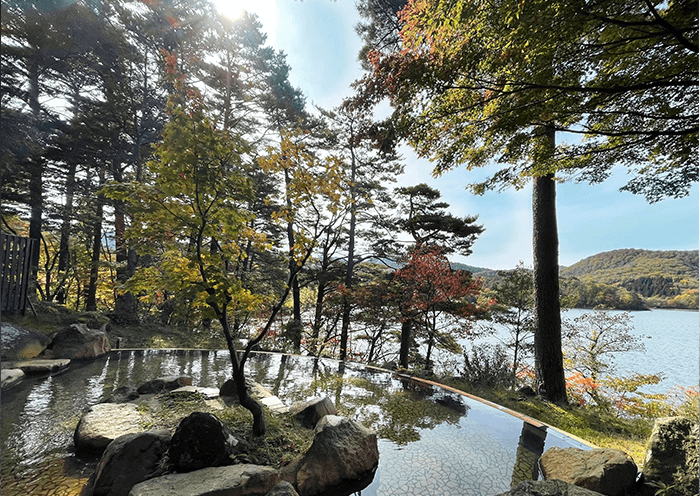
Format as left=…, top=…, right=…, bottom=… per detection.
left=1, top=350, right=592, bottom=496
left=364, top=398, right=587, bottom=495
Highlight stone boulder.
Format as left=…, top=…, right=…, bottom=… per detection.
left=102, top=386, right=140, bottom=403
left=266, top=481, right=299, bottom=496
left=169, top=386, right=220, bottom=399
left=47, top=323, right=111, bottom=360
left=540, top=447, right=637, bottom=496
left=5, top=358, right=71, bottom=375
left=169, top=412, right=249, bottom=472
left=91, top=430, right=171, bottom=496
left=643, top=416, right=697, bottom=488
left=261, top=396, right=288, bottom=414
left=1, top=368, right=24, bottom=388
left=74, top=403, right=146, bottom=455
left=289, top=397, right=337, bottom=429
left=495, top=479, right=609, bottom=496
left=136, top=376, right=192, bottom=394
left=220, top=378, right=274, bottom=400
left=129, top=465, right=279, bottom=496
left=1, top=323, right=51, bottom=361
left=295, top=415, right=379, bottom=496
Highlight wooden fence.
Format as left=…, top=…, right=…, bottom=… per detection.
left=1, top=233, right=35, bottom=315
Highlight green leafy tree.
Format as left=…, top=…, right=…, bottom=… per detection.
left=563, top=310, right=665, bottom=416
left=354, top=0, right=697, bottom=401
left=488, top=263, right=535, bottom=382
left=108, top=53, right=283, bottom=435
left=320, top=106, right=403, bottom=360
left=346, top=265, right=400, bottom=364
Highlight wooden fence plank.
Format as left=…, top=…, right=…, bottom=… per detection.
left=1, top=233, right=35, bottom=314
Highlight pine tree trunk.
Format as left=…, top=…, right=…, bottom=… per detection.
left=399, top=318, right=411, bottom=368
left=531, top=125, right=567, bottom=402
left=56, top=161, right=77, bottom=304
left=112, top=198, right=139, bottom=321
left=86, top=171, right=105, bottom=312
left=339, top=151, right=358, bottom=361
left=285, top=168, right=302, bottom=350
left=27, top=55, right=42, bottom=295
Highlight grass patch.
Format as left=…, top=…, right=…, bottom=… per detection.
left=132, top=392, right=314, bottom=468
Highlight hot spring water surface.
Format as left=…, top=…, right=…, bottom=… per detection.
left=1, top=350, right=591, bottom=495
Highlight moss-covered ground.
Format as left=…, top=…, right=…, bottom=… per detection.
left=133, top=392, right=314, bottom=468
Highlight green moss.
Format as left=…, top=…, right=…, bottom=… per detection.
left=218, top=409, right=314, bottom=467
left=127, top=393, right=314, bottom=468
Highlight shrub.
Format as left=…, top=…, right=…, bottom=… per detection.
left=462, top=343, right=513, bottom=389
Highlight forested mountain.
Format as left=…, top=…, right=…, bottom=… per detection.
left=560, top=249, right=698, bottom=309
left=456, top=250, right=698, bottom=310
left=560, top=249, right=697, bottom=284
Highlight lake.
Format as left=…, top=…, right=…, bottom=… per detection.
left=456, top=308, right=699, bottom=396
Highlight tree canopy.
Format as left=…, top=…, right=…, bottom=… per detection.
left=354, top=0, right=698, bottom=202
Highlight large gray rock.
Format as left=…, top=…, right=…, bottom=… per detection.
left=295, top=415, right=379, bottom=496
left=265, top=481, right=299, bottom=496
left=1, top=368, right=24, bottom=388
left=74, top=403, right=146, bottom=455
left=136, top=376, right=192, bottom=394
left=261, top=396, right=288, bottom=414
left=5, top=358, right=71, bottom=375
left=102, top=386, right=140, bottom=403
left=169, top=412, right=249, bottom=472
left=48, top=323, right=111, bottom=360
left=289, top=397, right=337, bottom=429
left=540, top=447, right=637, bottom=496
left=643, top=416, right=697, bottom=487
left=170, top=386, right=220, bottom=399
left=220, top=378, right=274, bottom=400
left=495, top=479, right=608, bottom=496
left=128, top=465, right=279, bottom=496
left=1, top=323, right=51, bottom=360
left=91, top=430, right=171, bottom=496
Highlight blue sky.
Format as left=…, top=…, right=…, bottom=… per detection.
left=214, top=0, right=699, bottom=270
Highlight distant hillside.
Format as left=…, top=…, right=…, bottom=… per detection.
left=560, top=249, right=698, bottom=309
left=451, top=262, right=491, bottom=275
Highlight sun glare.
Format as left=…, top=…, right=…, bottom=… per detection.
left=214, top=0, right=278, bottom=46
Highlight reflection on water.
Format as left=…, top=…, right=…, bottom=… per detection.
left=1, top=350, right=590, bottom=496
left=511, top=423, right=547, bottom=487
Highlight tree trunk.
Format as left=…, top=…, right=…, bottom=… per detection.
left=218, top=304, right=265, bottom=436
left=399, top=318, right=412, bottom=368
left=113, top=197, right=139, bottom=321
left=56, top=161, right=77, bottom=304
left=27, top=55, right=42, bottom=295
left=112, top=156, right=137, bottom=320
left=311, top=271, right=327, bottom=356
left=339, top=150, right=358, bottom=361
left=86, top=170, right=106, bottom=311
left=285, top=168, right=302, bottom=350
left=425, top=332, right=434, bottom=371
left=531, top=125, right=567, bottom=403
